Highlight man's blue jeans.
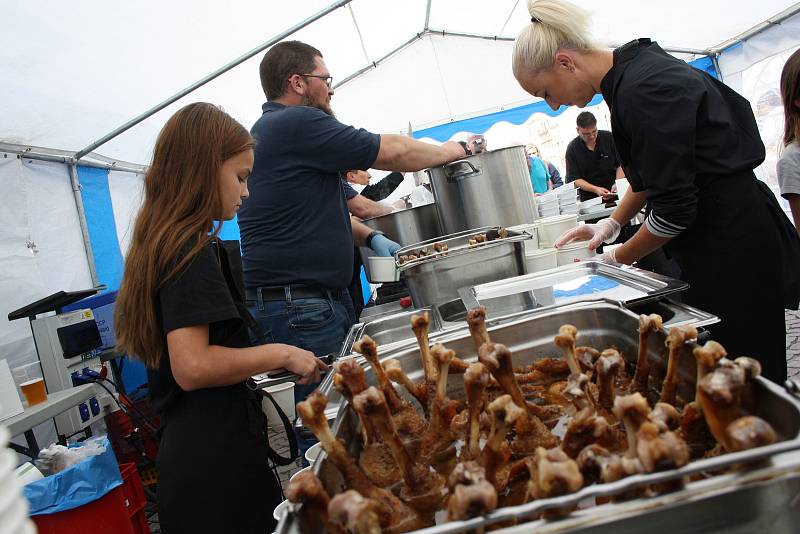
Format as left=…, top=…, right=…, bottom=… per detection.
left=248, top=287, right=356, bottom=464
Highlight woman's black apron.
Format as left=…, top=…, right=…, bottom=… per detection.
left=156, top=242, right=282, bottom=534
left=607, top=39, right=800, bottom=384
left=665, top=171, right=800, bottom=383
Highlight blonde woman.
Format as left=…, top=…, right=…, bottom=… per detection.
left=513, top=0, right=800, bottom=382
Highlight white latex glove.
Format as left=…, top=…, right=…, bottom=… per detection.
left=554, top=218, right=621, bottom=251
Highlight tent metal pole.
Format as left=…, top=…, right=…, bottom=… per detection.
left=335, top=33, right=424, bottom=89
left=5, top=148, right=145, bottom=174
left=67, top=160, right=100, bottom=287
left=427, top=28, right=515, bottom=42
left=424, top=0, right=432, bottom=31
left=711, top=53, right=724, bottom=82
left=708, top=3, right=800, bottom=55
left=499, top=0, right=521, bottom=36
left=74, top=0, right=352, bottom=161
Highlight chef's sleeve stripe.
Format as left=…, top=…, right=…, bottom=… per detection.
left=645, top=213, right=685, bottom=238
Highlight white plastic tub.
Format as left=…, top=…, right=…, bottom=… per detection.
left=557, top=240, right=597, bottom=266
left=525, top=247, right=558, bottom=273
left=537, top=214, right=578, bottom=248
left=304, top=442, right=324, bottom=464
left=261, top=381, right=295, bottom=427
left=273, top=499, right=291, bottom=521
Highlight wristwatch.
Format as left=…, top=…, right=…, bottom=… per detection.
left=365, top=230, right=384, bottom=248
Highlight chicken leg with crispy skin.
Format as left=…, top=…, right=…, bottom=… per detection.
left=334, top=359, right=374, bottom=446
left=353, top=335, right=426, bottom=436
left=461, top=362, right=490, bottom=462
left=467, top=306, right=491, bottom=352
left=696, top=361, right=748, bottom=451
left=631, top=314, right=662, bottom=395
left=383, top=358, right=427, bottom=409
left=296, top=391, right=424, bottom=532
left=636, top=421, right=690, bottom=474
left=561, top=372, right=626, bottom=458
left=725, top=415, right=778, bottom=452
left=329, top=490, right=382, bottom=534
left=354, top=387, right=445, bottom=516
left=526, top=447, right=583, bottom=519
left=576, top=444, right=642, bottom=487
left=678, top=341, right=727, bottom=456
left=612, top=393, right=651, bottom=458
left=555, top=324, right=582, bottom=376
left=285, top=470, right=345, bottom=534
left=412, top=312, right=439, bottom=411
left=419, top=344, right=459, bottom=471
left=660, top=325, right=698, bottom=405
left=596, top=349, right=625, bottom=412
left=481, top=394, right=525, bottom=491
left=447, top=462, right=498, bottom=525
left=479, top=342, right=558, bottom=454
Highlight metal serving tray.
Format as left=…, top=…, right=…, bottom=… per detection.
left=459, top=260, right=689, bottom=318
left=396, top=226, right=530, bottom=308
left=279, top=300, right=800, bottom=534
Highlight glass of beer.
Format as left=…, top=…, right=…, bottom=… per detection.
left=20, top=377, right=48, bottom=406
left=13, top=363, right=48, bottom=407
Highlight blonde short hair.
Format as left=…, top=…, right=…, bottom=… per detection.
left=512, top=0, right=596, bottom=78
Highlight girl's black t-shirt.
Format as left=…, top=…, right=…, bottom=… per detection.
left=148, top=241, right=251, bottom=415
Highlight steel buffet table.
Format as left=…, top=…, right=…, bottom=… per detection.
left=283, top=290, right=800, bottom=533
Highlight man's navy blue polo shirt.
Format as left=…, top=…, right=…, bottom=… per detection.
left=238, top=102, right=380, bottom=290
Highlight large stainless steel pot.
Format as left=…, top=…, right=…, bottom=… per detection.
left=428, top=145, right=537, bottom=234
left=358, top=203, right=443, bottom=282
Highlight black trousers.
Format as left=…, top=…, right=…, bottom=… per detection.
left=666, top=172, right=800, bottom=384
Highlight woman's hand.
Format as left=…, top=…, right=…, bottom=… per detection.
left=283, top=347, right=330, bottom=385
left=555, top=218, right=621, bottom=251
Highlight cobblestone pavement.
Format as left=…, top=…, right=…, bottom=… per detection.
left=269, top=308, right=800, bottom=491
left=787, top=309, right=800, bottom=379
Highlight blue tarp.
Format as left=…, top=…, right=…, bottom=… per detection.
left=23, top=438, right=123, bottom=515
left=413, top=55, right=718, bottom=142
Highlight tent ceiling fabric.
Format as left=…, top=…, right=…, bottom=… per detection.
left=0, top=0, right=796, bottom=164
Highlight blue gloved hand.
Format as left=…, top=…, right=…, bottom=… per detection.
left=370, top=234, right=402, bottom=257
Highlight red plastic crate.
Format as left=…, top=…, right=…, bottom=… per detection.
left=33, top=463, right=150, bottom=534
left=119, top=462, right=149, bottom=534
left=32, top=485, right=135, bottom=534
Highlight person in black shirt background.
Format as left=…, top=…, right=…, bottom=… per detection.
left=513, top=0, right=800, bottom=383
left=114, top=103, right=327, bottom=533
left=565, top=111, right=624, bottom=201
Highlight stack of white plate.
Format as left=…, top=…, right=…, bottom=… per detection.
left=536, top=192, right=560, bottom=218
left=557, top=186, right=579, bottom=215
left=578, top=196, right=607, bottom=215
left=0, top=426, right=36, bottom=534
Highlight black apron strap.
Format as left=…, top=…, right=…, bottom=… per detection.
left=214, top=240, right=301, bottom=465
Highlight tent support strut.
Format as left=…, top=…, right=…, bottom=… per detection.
left=74, top=0, right=353, bottom=161
left=68, top=161, right=100, bottom=286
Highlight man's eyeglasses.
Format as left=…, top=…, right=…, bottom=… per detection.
left=300, top=74, right=333, bottom=88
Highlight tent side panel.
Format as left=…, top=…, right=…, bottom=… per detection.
left=77, top=166, right=124, bottom=291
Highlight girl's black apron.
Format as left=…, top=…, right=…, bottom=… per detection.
left=156, top=242, right=282, bottom=534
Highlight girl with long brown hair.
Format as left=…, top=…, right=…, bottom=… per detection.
left=778, top=48, right=800, bottom=231
left=115, top=102, right=326, bottom=533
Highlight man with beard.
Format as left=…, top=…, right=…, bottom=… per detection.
left=239, top=41, right=464, bottom=451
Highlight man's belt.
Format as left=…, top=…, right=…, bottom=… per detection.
left=245, top=285, right=338, bottom=302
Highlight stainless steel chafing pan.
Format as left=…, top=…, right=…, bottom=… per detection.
left=280, top=300, right=800, bottom=534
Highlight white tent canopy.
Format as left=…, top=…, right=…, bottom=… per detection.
left=2, top=0, right=799, bottom=165
left=2, top=1, right=800, bottom=452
